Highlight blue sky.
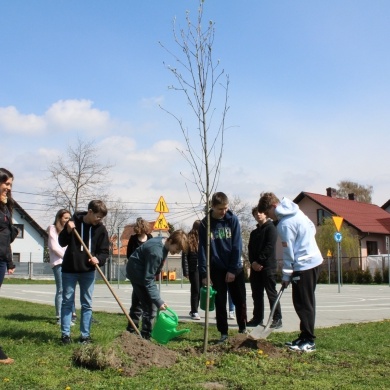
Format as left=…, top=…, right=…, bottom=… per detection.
left=1, top=0, right=389, bottom=229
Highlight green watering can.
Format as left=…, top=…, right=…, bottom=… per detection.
left=151, top=307, right=190, bottom=344
left=200, top=286, right=217, bottom=311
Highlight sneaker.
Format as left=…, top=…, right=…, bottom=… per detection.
left=288, top=339, right=316, bottom=353
left=189, top=312, right=201, bottom=320
left=270, top=319, right=282, bottom=329
left=228, top=311, right=235, bottom=319
left=141, top=331, right=151, bottom=340
left=56, top=317, right=61, bottom=325
left=217, top=334, right=228, bottom=344
left=61, top=335, right=71, bottom=345
left=78, top=336, right=93, bottom=345
left=238, top=328, right=248, bottom=334
left=71, top=315, right=76, bottom=326
left=285, top=337, right=302, bottom=347
left=247, top=318, right=263, bottom=327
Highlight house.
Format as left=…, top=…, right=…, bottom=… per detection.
left=11, top=200, right=48, bottom=263
left=292, top=188, right=390, bottom=271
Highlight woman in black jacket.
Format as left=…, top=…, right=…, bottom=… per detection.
left=0, top=168, right=18, bottom=364
left=182, top=220, right=201, bottom=320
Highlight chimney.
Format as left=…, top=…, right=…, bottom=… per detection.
left=326, top=187, right=337, bottom=198
left=348, top=193, right=355, bottom=201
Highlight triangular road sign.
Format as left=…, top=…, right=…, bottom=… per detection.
left=332, top=216, right=344, bottom=232
left=153, top=213, right=169, bottom=231
left=154, top=196, right=169, bottom=213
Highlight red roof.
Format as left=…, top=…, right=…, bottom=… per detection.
left=294, top=192, right=390, bottom=235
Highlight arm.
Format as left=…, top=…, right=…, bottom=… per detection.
left=258, top=223, right=277, bottom=263
left=227, top=216, right=242, bottom=274
left=181, top=251, right=189, bottom=278
left=198, top=221, right=207, bottom=280
left=92, top=228, right=110, bottom=267
left=47, top=225, right=65, bottom=259
left=279, top=224, right=295, bottom=282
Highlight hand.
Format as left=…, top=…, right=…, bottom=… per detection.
left=225, top=272, right=235, bottom=283
left=251, top=262, right=263, bottom=272
left=202, top=278, right=209, bottom=286
left=7, top=269, right=15, bottom=275
left=159, top=303, right=168, bottom=310
left=67, top=221, right=75, bottom=233
left=282, top=280, right=290, bottom=289
left=89, top=256, right=99, bottom=266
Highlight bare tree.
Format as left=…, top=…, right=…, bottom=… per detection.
left=46, top=137, right=113, bottom=213
left=336, top=180, right=373, bottom=203
left=160, top=2, right=230, bottom=352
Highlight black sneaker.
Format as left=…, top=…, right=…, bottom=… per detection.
left=288, top=339, right=316, bottom=353
left=61, top=335, right=71, bottom=345
left=247, top=319, right=263, bottom=327
left=78, top=336, right=93, bottom=345
left=217, top=334, right=228, bottom=344
left=238, top=328, right=248, bottom=334
left=141, top=331, right=151, bottom=340
left=285, top=337, right=302, bottom=347
left=270, top=319, right=282, bottom=329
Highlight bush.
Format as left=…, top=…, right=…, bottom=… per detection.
left=383, top=267, right=389, bottom=284
left=373, top=269, right=383, bottom=284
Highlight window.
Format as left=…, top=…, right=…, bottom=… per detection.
left=317, top=209, right=331, bottom=225
left=367, top=241, right=378, bottom=255
left=14, top=224, right=24, bottom=238
left=12, top=253, right=20, bottom=263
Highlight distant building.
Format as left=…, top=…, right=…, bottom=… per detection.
left=11, top=201, right=48, bottom=263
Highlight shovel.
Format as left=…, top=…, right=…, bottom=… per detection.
left=248, top=285, right=284, bottom=340
left=72, top=228, right=141, bottom=337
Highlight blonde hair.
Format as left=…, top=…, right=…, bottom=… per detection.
left=133, top=217, right=152, bottom=235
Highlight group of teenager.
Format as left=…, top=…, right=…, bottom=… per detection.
left=0, top=166, right=323, bottom=365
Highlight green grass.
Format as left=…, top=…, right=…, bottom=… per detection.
left=0, top=297, right=389, bottom=390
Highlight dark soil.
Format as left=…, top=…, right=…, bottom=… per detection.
left=114, top=332, right=285, bottom=377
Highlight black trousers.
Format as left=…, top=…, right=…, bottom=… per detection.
left=188, top=269, right=201, bottom=314
left=291, top=266, right=320, bottom=342
left=249, top=269, right=282, bottom=323
left=210, top=268, right=247, bottom=334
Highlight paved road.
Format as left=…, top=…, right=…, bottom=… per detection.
left=1, top=282, right=390, bottom=333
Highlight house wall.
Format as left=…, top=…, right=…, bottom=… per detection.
left=11, top=212, right=46, bottom=263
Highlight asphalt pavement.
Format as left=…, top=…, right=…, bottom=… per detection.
left=1, top=282, right=390, bottom=334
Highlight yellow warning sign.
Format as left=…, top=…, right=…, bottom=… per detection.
left=153, top=213, right=169, bottom=231
left=154, top=196, right=169, bottom=213
left=332, top=216, right=344, bottom=232
left=327, top=250, right=332, bottom=257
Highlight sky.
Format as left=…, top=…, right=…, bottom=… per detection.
left=1, top=0, right=390, bottom=230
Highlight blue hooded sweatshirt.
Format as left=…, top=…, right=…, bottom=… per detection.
left=275, top=198, right=323, bottom=282
left=198, top=209, right=242, bottom=279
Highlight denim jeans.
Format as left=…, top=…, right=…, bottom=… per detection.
left=61, top=271, right=95, bottom=338
left=52, top=265, right=62, bottom=317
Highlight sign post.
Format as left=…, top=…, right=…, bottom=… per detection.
left=327, top=249, right=332, bottom=284
left=153, top=196, right=170, bottom=286
left=332, top=216, right=344, bottom=293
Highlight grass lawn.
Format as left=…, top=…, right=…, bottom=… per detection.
left=0, top=296, right=389, bottom=389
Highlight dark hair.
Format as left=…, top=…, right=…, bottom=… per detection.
left=251, top=206, right=258, bottom=217
left=87, top=200, right=108, bottom=217
left=168, top=229, right=188, bottom=252
left=211, top=192, right=229, bottom=207
left=54, top=209, right=71, bottom=225
left=187, top=220, right=200, bottom=253
left=0, top=168, right=15, bottom=214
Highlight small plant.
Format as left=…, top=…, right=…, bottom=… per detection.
left=373, top=269, right=383, bottom=284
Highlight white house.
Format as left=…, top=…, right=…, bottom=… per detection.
left=11, top=201, right=48, bottom=263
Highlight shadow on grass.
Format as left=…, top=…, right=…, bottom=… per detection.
left=5, top=313, right=53, bottom=322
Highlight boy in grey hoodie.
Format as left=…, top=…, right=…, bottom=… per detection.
left=258, top=192, right=323, bottom=353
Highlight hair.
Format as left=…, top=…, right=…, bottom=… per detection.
left=168, top=229, right=188, bottom=252
left=87, top=200, right=108, bottom=217
left=186, top=220, right=200, bottom=253
left=251, top=206, right=258, bottom=217
left=53, top=208, right=71, bottom=227
left=257, top=192, right=280, bottom=213
left=211, top=192, right=229, bottom=207
left=133, top=217, right=152, bottom=235
left=0, top=168, right=15, bottom=214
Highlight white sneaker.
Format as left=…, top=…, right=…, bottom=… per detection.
left=189, top=312, right=201, bottom=320
left=228, top=311, right=235, bottom=319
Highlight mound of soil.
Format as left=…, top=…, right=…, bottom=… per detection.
left=114, top=332, right=285, bottom=377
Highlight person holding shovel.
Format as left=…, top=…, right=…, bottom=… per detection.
left=258, top=192, right=323, bottom=353
left=126, top=230, right=188, bottom=340
left=59, top=200, right=109, bottom=345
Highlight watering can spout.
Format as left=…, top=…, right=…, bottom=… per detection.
left=172, top=328, right=190, bottom=338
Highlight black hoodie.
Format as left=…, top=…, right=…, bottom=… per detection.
left=59, top=211, right=109, bottom=273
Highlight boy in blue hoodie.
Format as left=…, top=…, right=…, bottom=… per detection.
left=198, top=192, right=247, bottom=344
left=258, top=192, right=323, bottom=353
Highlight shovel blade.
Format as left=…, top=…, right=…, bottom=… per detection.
left=248, top=325, right=274, bottom=340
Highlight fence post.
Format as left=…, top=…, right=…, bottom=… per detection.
left=29, top=252, right=32, bottom=280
